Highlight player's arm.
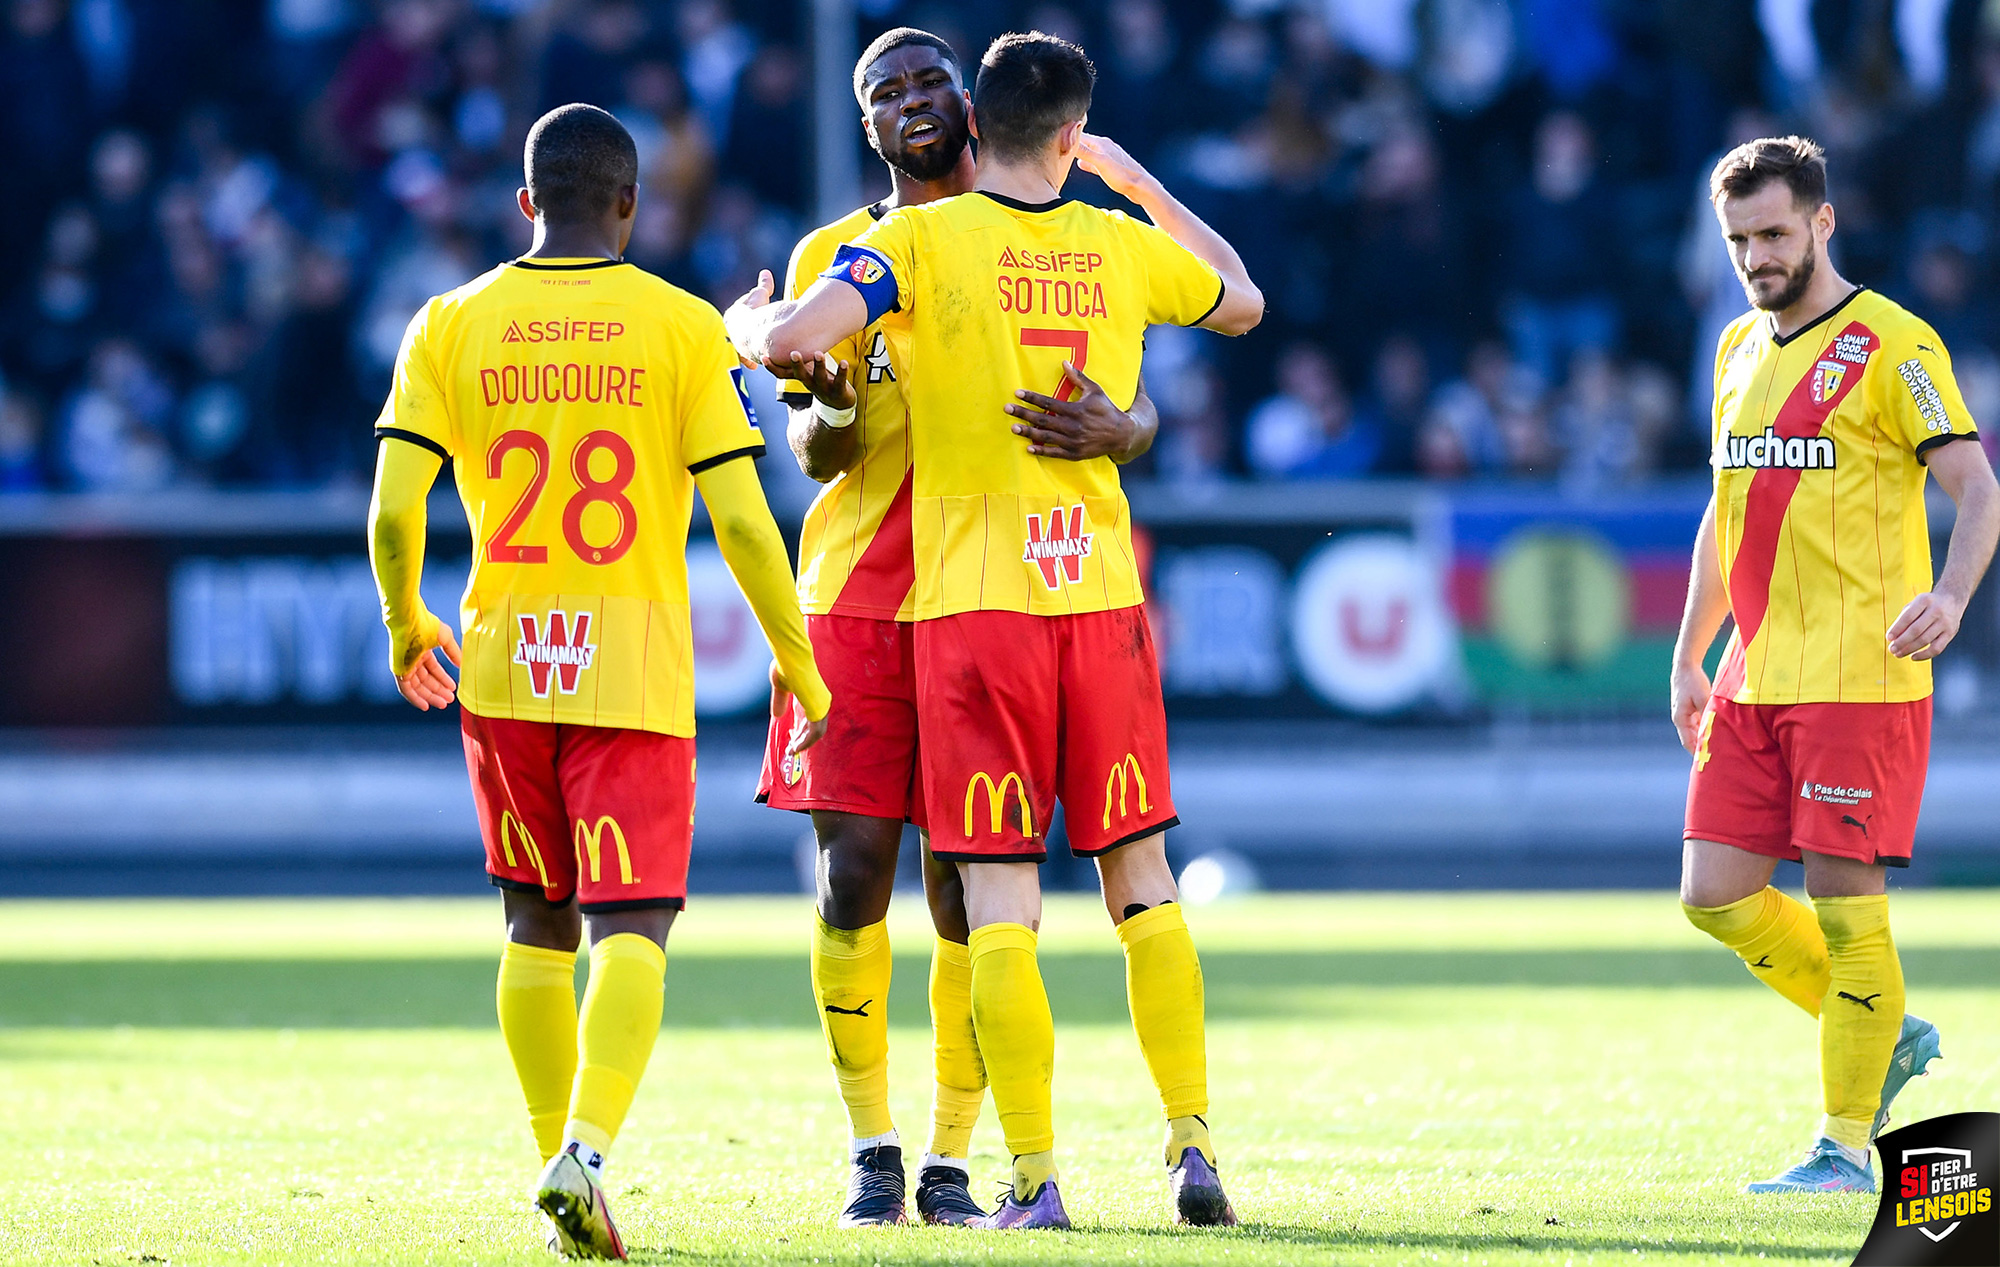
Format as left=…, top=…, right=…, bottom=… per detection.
left=1670, top=497, right=1729, bottom=753
left=724, top=268, right=871, bottom=376
left=367, top=437, right=462, bottom=711
left=1076, top=133, right=1263, bottom=335
left=785, top=347, right=861, bottom=483
left=1006, top=366, right=1159, bottom=463
left=1888, top=440, right=2000, bottom=660
left=693, top=455, right=832, bottom=749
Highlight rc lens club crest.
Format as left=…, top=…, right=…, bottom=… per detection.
left=848, top=255, right=885, bottom=286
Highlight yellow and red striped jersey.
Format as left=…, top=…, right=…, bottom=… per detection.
left=376, top=257, right=765, bottom=735
left=1708, top=287, right=1978, bottom=704
left=835, top=192, right=1222, bottom=620
left=780, top=205, right=917, bottom=621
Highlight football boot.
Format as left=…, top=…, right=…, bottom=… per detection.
left=837, top=1144, right=908, bottom=1227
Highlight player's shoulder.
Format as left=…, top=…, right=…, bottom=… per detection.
left=877, top=196, right=966, bottom=230
left=806, top=204, right=885, bottom=248
left=421, top=262, right=515, bottom=328
left=1720, top=308, right=1762, bottom=342
left=1714, top=309, right=1763, bottom=358
left=1853, top=290, right=1949, bottom=362
left=791, top=205, right=885, bottom=277
left=606, top=263, right=725, bottom=333
left=1075, top=203, right=1190, bottom=258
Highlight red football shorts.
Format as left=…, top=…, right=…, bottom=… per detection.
left=916, top=606, right=1178, bottom=863
left=756, top=614, right=927, bottom=826
left=1684, top=696, right=1931, bottom=867
left=461, top=709, right=696, bottom=910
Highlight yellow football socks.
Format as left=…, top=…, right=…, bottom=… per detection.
left=496, top=941, right=579, bottom=1162
left=1683, top=887, right=1830, bottom=1016
left=1117, top=903, right=1212, bottom=1127
left=968, top=922, right=1057, bottom=1198
left=1166, top=1113, right=1217, bottom=1171
left=926, top=936, right=985, bottom=1160
left=811, top=914, right=896, bottom=1141
left=563, top=932, right=666, bottom=1156
left=1814, top=895, right=1904, bottom=1151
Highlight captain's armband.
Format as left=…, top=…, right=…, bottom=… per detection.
left=821, top=245, right=900, bottom=326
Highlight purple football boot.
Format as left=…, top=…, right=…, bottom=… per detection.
left=971, top=1180, right=1070, bottom=1230
left=1170, top=1147, right=1238, bottom=1226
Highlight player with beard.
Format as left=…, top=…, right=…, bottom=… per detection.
left=753, top=27, right=1161, bottom=1228
left=731, top=31, right=1260, bottom=1230
left=1675, top=136, right=1999, bottom=1192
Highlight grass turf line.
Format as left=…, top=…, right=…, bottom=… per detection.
left=2, top=892, right=1995, bottom=1266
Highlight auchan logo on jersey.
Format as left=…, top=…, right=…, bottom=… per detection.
left=514, top=610, right=597, bottom=697
left=1024, top=504, right=1094, bottom=589
left=1716, top=428, right=1836, bottom=471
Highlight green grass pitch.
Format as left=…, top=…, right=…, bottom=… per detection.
left=4, top=890, right=1998, bottom=1266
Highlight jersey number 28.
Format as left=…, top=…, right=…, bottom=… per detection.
left=484, top=430, right=637, bottom=566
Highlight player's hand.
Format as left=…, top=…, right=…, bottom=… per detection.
left=769, top=662, right=830, bottom=754
left=1669, top=659, right=1710, bottom=755
left=394, top=618, right=461, bottom=712
left=1006, top=361, right=1138, bottom=461
left=723, top=269, right=777, bottom=367
left=1076, top=133, right=1161, bottom=201
left=769, top=349, right=855, bottom=409
left=1888, top=591, right=1965, bottom=660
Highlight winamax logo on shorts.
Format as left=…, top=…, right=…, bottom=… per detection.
left=1853, top=1113, right=1999, bottom=1266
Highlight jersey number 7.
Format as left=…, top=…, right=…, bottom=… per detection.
left=1020, top=328, right=1089, bottom=402
left=485, top=429, right=638, bottom=566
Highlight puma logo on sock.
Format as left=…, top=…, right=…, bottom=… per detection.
left=1838, top=991, right=1883, bottom=1011
left=824, top=1000, right=872, bottom=1017
left=1751, top=956, right=1773, bottom=969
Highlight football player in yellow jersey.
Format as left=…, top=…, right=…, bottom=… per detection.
left=726, top=32, right=1261, bottom=1229
left=749, top=28, right=1161, bottom=1229
left=367, top=104, right=830, bottom=1259
left=1672, top=137, right=1999, bottom=1194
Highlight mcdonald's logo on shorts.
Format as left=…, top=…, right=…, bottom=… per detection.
left=964, top=771, right=1035, bottom=840
left=574, top=815, right=638, bottom=885
left=1103, top=753, right=1151, bottom=830
left=501, top=811, right=552, bottom=887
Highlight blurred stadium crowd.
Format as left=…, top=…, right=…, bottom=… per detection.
left=5, top=0, right=2000, bottom=495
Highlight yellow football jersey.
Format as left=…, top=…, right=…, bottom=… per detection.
left=1709, top=287, right=1978, bottom=704
left=780, top=205, right=917, bottom=621
left=835, top=192, right=1223, bottom=619
left=376, top=256, right=766, bottom=735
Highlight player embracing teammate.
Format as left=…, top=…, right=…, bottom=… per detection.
left=752, top=29, right=1162, bottom=1228
left=1673, top=137, right=1999, bottom=1192
left=731, top=30, right=1261, bottom=1229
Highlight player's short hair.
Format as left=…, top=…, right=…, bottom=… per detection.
left=853, top=27, right=960, bottom=105
left=1709, top=135, right=1828, bottom=213
left=524, top=104, right=638, bottom=223
left=973, top=31, right=1095, bottom=163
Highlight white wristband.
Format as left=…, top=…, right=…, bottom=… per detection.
left=812, top=396, right=856, bottom=429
